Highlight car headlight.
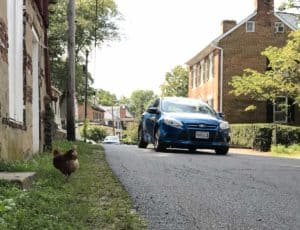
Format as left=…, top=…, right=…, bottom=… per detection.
left=219, top=121, right=229, bottom=130
left=163, top=117, right=183, bottom=128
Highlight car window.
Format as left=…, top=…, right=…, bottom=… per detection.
left=161, top=98, right=215, bottom=115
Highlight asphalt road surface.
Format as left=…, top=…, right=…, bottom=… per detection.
left=104, top=144, right=300, bottom=230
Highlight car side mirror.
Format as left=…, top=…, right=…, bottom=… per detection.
left=147, top=107, right=160, bottom=114
left=217, top=112, right=225, bottom=120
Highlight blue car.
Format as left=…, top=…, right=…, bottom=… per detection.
left=138, top=97, right=230, bottom=154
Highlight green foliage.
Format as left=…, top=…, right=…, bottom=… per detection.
left=278, top=0, right=300, bottom=11
left=0, top=141, right=147, bottom=229
left=160, top=65, right=189, bottom=97
left=122, top=121, right=139, bottom=144
left=96, top=89, right=118, bottom=106
left=86, top=126, right=108, bottom=142
left=128, top=90, right=157, bottom=116
left=230, top=123, right=300, bottom=151
left=271, top=144, right=300, bottom=155
left=48, top=0, right=121, bottom=96
left=80, top=123, right=108, bottom=142
left=274, top=125, right=300, bottom=146
left=229, top=30, right=300, bottom=109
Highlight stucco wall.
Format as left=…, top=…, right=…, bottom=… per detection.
left=0, top=0, right=48, bottom=160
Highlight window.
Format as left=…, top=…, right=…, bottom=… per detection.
left=275, top=22, right=284, bottom=33
left=196, top=64, right=200, bottom=86
left=208, top=53, right=214, bottom=80
left=192, top=65, right=197, bottom=88
left=200, top=61, right=204, bottom=85
left=246, top=21, right=255, bottom=32
left=207, top=96, right=214, bottom=108
left=7, top=0, right=24, bottom=122
left=274, top=96, right=288, bottom=123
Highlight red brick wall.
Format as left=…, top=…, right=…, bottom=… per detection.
left=220, top=11, right=293, bottom=123
left=188, top=6, right=299, bottom=124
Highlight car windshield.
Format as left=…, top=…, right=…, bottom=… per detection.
left=161, top=98, right=215, bottom=115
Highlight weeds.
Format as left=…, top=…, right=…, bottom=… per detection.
left=0, top=141, right=147, bottom=229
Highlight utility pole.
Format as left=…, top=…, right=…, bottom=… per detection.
left=84, top=50, right=89, bottom=142
left=66, top=0, right=76, bottom=141
left=111, top=106, right=115, bottom=135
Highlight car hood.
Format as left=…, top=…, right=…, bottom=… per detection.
left=163, top=112, right=220, bottom=125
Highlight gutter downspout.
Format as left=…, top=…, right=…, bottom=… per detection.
left=212, top=45, right=224, bottom=113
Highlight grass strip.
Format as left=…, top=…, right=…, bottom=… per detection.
left=0, top=140, right=147, bottom=229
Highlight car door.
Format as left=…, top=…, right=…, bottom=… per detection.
left=143, top=99, right=160, bottom=142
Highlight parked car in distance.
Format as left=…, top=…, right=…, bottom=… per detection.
left=138, top=97, right=230, bottom=154
left=103, top=135, right=120, bottom=144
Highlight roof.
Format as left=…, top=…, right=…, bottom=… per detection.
left=275, top=12, right=299, bottom=30
left=186, top=10, right=298, bottom=66
left=91, top=105, right=105, bottom=112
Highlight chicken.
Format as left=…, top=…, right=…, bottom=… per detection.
left=53, top=145, right=79, bottom=181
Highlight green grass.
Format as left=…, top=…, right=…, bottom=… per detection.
left=0, top=141, right=147, bottom=229
left=271, top=144, right=300, bottom=158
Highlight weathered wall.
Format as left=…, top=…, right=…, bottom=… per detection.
left=0, top=0, right=48, bottom=160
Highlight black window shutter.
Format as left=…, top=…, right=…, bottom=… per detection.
left=266, top=100, right=273, bottom=123
left=288, top=98, right=295, bottom=122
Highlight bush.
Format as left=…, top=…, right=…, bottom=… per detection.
left=122, top=122, right=139, bottom=145
left=230, top=124, right=300, bottom=152
left=86, top=126, right=107, bottom=142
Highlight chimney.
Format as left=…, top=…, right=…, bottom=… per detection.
left=120, top=105, right=126, bottom=119
left=254, top=0, right=274, bottom=13
left=221, top=20, right=237, bottom=34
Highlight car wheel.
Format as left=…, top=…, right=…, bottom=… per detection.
left=215, top=147, right=229, bottom=155
left=188, top=148, right=197, bottom=153
left=137, top=127, right=148, bottom=148
left=154, top=128, right=166, bottom=152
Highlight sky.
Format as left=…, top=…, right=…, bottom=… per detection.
left=88, top=0, right=283, bottom=98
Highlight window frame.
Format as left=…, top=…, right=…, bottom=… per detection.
left=246, top=21, right=255, bottom=32
left=7, top=0, right=24, bottom=123
left=275, top=22, right=284, bottom=33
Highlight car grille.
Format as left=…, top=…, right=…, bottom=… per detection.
left=187, top=123, right=218, bottom=129
left=183, top=123, right=219, bottom=142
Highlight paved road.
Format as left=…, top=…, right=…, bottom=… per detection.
left=104, top=144, right=300, bottom=230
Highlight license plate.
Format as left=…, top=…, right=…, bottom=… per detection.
left=195, top=131, right=209, bottom=139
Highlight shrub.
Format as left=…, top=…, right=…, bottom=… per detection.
left=230, top=124, right=300, bottom=152
left=122, top=122, right=139, bottom=145
left=86, top=126, right=108, bottom=142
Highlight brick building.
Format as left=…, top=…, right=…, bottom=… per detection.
left=77, top=104, right=105, bottom=124
left=186, top=0, right=299, bottom=124
left=0, top=0, right=55, bottom=160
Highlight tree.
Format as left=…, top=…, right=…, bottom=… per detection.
left=66, top=0, right=76, bottom=141
left=160, top=65, right=189, bottom=97
left=48, top=0, right=121, bottom=94
left=229, top=30, right=300, bottom=111
left=278, top=0, right=300, bottom=11
left=128, top=90, right=156, bottom=116
left=96, top=89, right=118, bottom=105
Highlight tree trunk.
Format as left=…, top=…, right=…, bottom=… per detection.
left=67, top=0, right=76, bottom=141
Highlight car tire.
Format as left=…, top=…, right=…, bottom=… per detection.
left=215, top=147, right=229, bottom=155
left=154, top=129, right=166, bottom=152
left=138, top=127, right=148, bottom=148
left=188, top=148, right=197, bottom=153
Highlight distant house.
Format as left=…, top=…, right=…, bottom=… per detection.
left=100, top=105, right=134, bottom=138
left=77, top=103, right=105, bottom=124
left=186, top=0, right=299, bottom=124
left=0, top=0, right=55, bottom=160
